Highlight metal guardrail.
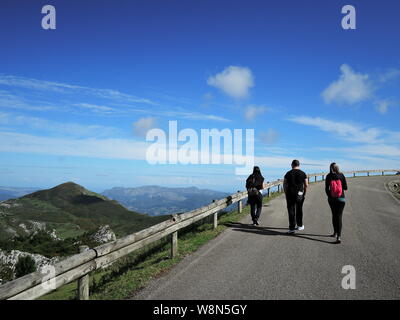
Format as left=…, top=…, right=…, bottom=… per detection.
left=0, top=169, right=398, bottom=300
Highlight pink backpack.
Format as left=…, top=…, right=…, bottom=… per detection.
left=330, top=179, right=343, bottom=198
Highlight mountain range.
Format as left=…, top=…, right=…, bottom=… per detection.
left=101, top=186, right=231, bottom=216
left=0, top=182, right=168, bottom=241
left=0, top=187, right=41, bottom=201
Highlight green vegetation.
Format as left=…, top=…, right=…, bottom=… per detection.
left=15, top=256, right=36, bottom=278
left=0, top=229, right=108, bottom=258
left=0, top=182, right=169, bottom=242
left=39, top=193, right=280, bottom=300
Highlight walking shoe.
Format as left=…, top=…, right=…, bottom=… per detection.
left=255, top=220, right=259, bottom=226
left=287, top=229, right=295, bottom=234
left=330, top=233, right=337, bottom=238
left=336, top=236, right=341, bottom=244
left=297, top=225, right=304, bottom=231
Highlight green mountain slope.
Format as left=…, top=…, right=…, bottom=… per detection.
left=0, top=182, right=169, bottom=241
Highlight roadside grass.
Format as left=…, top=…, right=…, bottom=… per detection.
left=39, top=192, right=280, bottom=300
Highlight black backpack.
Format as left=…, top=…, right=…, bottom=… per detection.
left=247, top=176, right=259, bottom=196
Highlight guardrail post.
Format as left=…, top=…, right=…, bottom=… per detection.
left=267, top=188, right=270, bottom=197
left=322, top=175, right=325, bottom=181
left=367, top=172, right=370, bottom=176
left=237, top=191, right=242, bottom=213
left=353, top=173, right=356, bottom=177
left=308, top=177, right=310, bottom=184
left=314, top=176, right=317, bottom=182
left=171, top=214, right=178, bottom=258
left=277, top=184, right=280, bottom=193
left=171, top=231, right=178, bottom=258
left=78, top=246, right=90, bottom=300
left=382, top=171, right=384, bottom=176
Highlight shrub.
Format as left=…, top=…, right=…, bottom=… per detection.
left=15, top=255, right=37, bottom=278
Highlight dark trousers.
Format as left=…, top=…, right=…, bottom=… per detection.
left=249, top=193, right=262, bottom=222
left=328, top=199, right=345, bottom=237
left=286, top=196, right=304, bottom=230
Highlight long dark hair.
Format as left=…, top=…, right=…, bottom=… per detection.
left=330, top=162, right=341, bottom=174
left=252, top=166, right=264, bottom=182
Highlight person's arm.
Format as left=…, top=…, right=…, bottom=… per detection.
left=283, top=178, right=288, bottom=195
left=325, top=175, right=330, bottom=197
left=303, top=178, right=308, bottom=196
left=341, top=174, right=348, bottom=190
left=258, top=178, right=265, bottom=190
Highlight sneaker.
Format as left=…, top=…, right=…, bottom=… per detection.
left=297, top=225, right=305, bottom=231
left=330, top=233, right=337, bottom=238
left=287, top=229, right=295, bottom=234
left=336, top=236, right=341, bottom=244
left=255, top=220, right=259, bottom=226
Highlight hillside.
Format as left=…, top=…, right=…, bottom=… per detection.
left=0, top=182, right=169, bottom=241
left=102, top=186, right=231, bottom=216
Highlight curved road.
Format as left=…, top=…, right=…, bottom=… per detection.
left=131, top=176, right=400, bottom=300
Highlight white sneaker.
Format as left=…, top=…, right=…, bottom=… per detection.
left=297, top=225, right=305, bottom=231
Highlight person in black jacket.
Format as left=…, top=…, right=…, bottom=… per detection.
left=246, top=166, right=264, bottom=225
left=283, top=160, right=308, bottom=233
left=325, top=163, right=348, bottom=244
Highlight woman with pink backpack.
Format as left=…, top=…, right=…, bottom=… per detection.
left=325, top=163, right=348, bottom=244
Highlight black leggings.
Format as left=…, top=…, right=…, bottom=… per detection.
left=328, top=199, right=345, bottom=237
left=248, top=193, right=262, bottom=222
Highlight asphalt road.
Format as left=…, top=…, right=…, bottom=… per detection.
left=131, top=176, right=400, bottom=300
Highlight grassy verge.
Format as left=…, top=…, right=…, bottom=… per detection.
left=39, top=192, right=280, bottom=300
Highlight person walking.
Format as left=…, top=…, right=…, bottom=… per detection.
left=283, top=160, right=308, bottom=234
left=246, top=166, right=264, bottom=226
left=325, top=163, right=348, bottom=244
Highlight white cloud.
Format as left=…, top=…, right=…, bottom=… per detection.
left=244, top=105, right=267, bottom=121
left=379, top=68, right=400, bottom=83
left=0, top=131, right=149, bottom=160
left=322, top=64, right=372, bottom=105
left=258, top=129, right=279, bottom=144
left=0, top=111, right=120, bottom=138
left=375, top=100, right=391, bottom=114
left=288, top=116, right=383, bottom=144
left=0, top=74, right=157, bottom=105
left=207, top=66, right=254, bottom=99
left=74, top=103, right=116, bottom=114
left=132, top=117, right=157, bottom=137
left=0, top=90, right=56, bottom=112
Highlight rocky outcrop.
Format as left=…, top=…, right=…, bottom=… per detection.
left=90, top=225, right=116, bottom=244
left=0, top=249, right=60, bottom=284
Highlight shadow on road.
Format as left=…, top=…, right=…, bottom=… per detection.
left=224, top=222, right=335, bottom=244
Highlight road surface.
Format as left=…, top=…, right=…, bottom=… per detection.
left=131, top=176, right=400, bottom=300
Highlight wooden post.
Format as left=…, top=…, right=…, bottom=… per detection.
left=382, top=171, right=384, bottom=176
left=367, top=172, right=370, bottom=176
left=267, top=188, right=270, bottom=197
left=277, top=184, right=280, bottom=193
left=213, top=212, right=218, bottom=229
left=171, top=231, right=178, bottom=258
left=322, top=175, right=325, bottom=181
left=314, top=176, right=317, bottom=182
left=78, top=246, right=89, bottom=300
left=353, top=173, right=356, bottom=177
left=237, top=191, right=242, bottom=213
left=170, top=214, right=178, bottom=258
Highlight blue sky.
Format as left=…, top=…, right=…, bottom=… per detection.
left=0, top=0, right=399, bottom=192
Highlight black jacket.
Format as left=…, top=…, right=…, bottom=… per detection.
left=246, top=173, right=264, bottom=191
left=325, top=172, right=348, bottom=198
